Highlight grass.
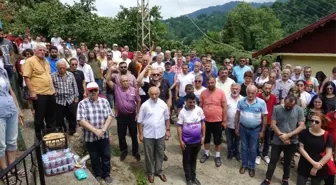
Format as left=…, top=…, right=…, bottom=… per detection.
left=110, top=144, right=122, bottom=157
left=130, top=164, right=148, bottom=185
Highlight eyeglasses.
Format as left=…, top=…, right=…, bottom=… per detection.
left=296, top=84, right=304, bottom=87
left=71, top=64, right=78, bottom=66
left=152, top=74, right=160, bottom=77
left=311, top=119, right=321, bottom=124
left=89, top=89, right=98, bottom=93
left=195, top=80, right=202, bottom=83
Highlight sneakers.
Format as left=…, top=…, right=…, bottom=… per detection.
left=193, top=178, right=201, bottom=185
left=200, top=154, right=209, bottom=163
left=104, top=176, right=113, bottom=185
left=263, top=156, right=270, bottom=164
left=260, top=179, right=271, bottom=185
left=255, top=156, right=261, bottom=165
left=215, top=157, right=222, bottom=167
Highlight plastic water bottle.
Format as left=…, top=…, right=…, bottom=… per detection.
left=25, top=119, right=30, bottom=127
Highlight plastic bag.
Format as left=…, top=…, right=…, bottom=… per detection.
left=74, top=169, right=87, bottom=180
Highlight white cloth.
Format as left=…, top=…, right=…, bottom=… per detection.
left=177, top=105, right=205, bottom=124
left=138, top=98, right=170, bottom=139
left=151, top=62, right=165, bottom=71
left=0, top=57, right=4, bottom=69
left=255, top=76, right=269, bottom=87
left=177, top=73, right=195, bottom=97
left=227, top=95, right=243, bottom=129
left=194, top=86, right=206, bottom=99
left=77, top=64, right=95, bottom=83
left=120, top=58, right=131, bottom=67
left=112, top=50, right=121, bottom=60
left=19, top=43, right=33, bottom=53
left=300, top=91, right=312, bottom=108
left=216, top=77, right=235, bottom=98
left=139, top=76, right=150, bottom=96
left=100, top=60, right=108, bottom=71
left=51, top=37, right=62, bottom=46
left=19, top=59, right=26, bottom=86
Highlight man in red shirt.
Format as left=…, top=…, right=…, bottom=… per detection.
left=256, top=81, right=277, bottom=165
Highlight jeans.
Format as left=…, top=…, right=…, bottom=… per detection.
left=4, top=65, right=14, bottom=83
left=106, top=93, right=114, bottom=109
left=116, top=113, right=139, bottom=155
left=297, top=174, right=323, bottom=185
left=225, top=128, right=240, bottom=157
left=55, top=102, right=77, bottom=134
left=85, top=138, right=111, bottom=178
left=257, top=125, right=271, bottom=157
left=32, top=94, right=56, bottom=140
left=240, top=124, right=259, bottom=169
left=183, top=143, right=201, bottom=181
left=95, top=79, right=102, bottom=92
left=143, top=137, right=165, bottom=176
left=265, top=144, right=296, bottom=180
left=0, top=111, right=18, bottom=157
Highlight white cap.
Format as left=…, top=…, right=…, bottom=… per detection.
left=113, top=43, right=118, bottom=47
left=87, top=82, right=99, bottom=91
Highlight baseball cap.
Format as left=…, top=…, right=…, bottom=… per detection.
left=113, top=43, right=118, bottom=47
left=87, top=82, right=99, bottom=91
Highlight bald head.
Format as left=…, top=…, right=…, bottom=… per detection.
left=246, top=85, right=258, bottom=101
left=120, top=75, right=130, bottom=89
left=148, top=86, right=160, bottom=102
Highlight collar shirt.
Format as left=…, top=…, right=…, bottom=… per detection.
left=77, top=63, right=95, bottom=83
left=51, top=71, right=79, bottom=106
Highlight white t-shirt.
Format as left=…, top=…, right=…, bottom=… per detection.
left=227, top=95, right=243, bottom=129
left=100, top=60, right=108, bottom=71
left=0, top=57, right=4, bottom=69
left=255, top=76, right=269, bottom=87
left=112, top=50, right=121, bottom=60
left=51, top=37, right=62, bottom=46
left=177, top=73, right=195, bottom=97
left=139, top=76, right=150, bottom=96
left=194, top=86, right=206, bottom=98
left=151, top=62, right=165, bottom=71
left=19, top=43, right=33, bottom=53
left=300, top=91, right=312, bottom=109
left=19, top=59, right=26, bottom=86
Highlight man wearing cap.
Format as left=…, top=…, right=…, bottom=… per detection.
left=77, top=82, right=114, bottom=184
left=112, top=44, right=121, bottom=61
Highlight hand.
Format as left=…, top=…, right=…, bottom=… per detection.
left=94, top=128, right=105, bottom=138
left=312, top=161, right=323, bottom=170
left=18, top=111, right=24, bottom=126
left=235, top=128, right=239, bottom=136
left=175, top=96, right=179, bottom=101
left=222, top=121, right=227, bottom=129
left=30, top=91, right=37, bottom=100
left=138, top=134, right=144, bottom=143
left=179, top=140, right=186, bottom=151
left=201, top=137, right=205, bottom=145
left=83, top=92, right=87, bottom=98
left=310, top=168, right=318, bottom=176
left=13, top=67, right=16, bottom=73
left=283, top=140, right=291, bottom=145
left=279, top=133, right=289, bottom=141
left=259, top=132, right=264, bottom=139
left=135, top=114, right=138, bottom=121
left=165, top=131, right=171, bottom=140
left=74, top=98, right=78, bottom=103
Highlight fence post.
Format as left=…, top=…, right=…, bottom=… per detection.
left=35, top=142, right=46, bottom=185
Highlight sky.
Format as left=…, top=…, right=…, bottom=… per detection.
left=60, top=0, right=275, bottom=19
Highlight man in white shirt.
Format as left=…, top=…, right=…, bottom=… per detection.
left=120, top=51, right=131, bottom=67
left=77, top=54, right=94, bottom=83
left=151, top=46, right=164, bottom=57
left=19, top=37, right=33, bottom=54
left=225, top=83, right=243, bottom=161
left=151, top=54, right=165, bottom=71
left=176, top=63, right=195, bottom=113
left=216, top=66, right=235, bottom=97
left=190, top=61, right=202, bottom=78
left=50, top=33, right=62, bottom=47
left=138, top=87, right=171, bottom=183
left=112, top=44, right=121, bottom=61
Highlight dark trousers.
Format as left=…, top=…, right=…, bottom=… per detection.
left=257, top=125, right=271, bottom=157
left=225, top=128, right=240, bottom=157
left=265, top=144, right=296, bottom=180
left=297, top=174, right=323, bottom=185
left=85, top=138, right=111, bottom=178
left=325, top=175, right=335, bottom=185
left=4, top=65, right=14, bottom=83
left=116, top=113, right=139, bottom=155
left=55, top=102, right=77, bottom=134
left=183, top=143, right=201, bottom=181
left=32, top=94, right=56, bottom=140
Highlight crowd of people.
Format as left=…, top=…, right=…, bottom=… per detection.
left=1, top=28, right=336, bottom=185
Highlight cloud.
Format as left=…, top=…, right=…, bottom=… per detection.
left=60, top=0, right=275, bottom=19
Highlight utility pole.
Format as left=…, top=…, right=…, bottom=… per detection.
left=137, top=0, right=151, bottom=51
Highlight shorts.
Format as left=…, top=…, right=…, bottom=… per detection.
left=177, top=96, right=185, bottom=108
left=204, top=121, right=222, bottom=145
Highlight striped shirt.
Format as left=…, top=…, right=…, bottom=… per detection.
left=237, top=97, right=268, bottom=128
left=77, top=97, right=113, bottom=142
left=51, top=71, right=79, bottom=106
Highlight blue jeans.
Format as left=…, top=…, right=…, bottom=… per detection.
left=0, top=111, right=18, bottom=157
left=106, top=93, right=114, bottom=109
left=95, top=79, right=103, bottom=92
left=4, top=65, right=14, bottom=83
left=240, top=124, right=260, bottom=169
left=225, top=128, right=240, bottom=157
left=257, top=125, right=271, bottom=157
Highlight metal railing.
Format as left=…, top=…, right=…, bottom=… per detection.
left=0, top=141, right=45, bottom=185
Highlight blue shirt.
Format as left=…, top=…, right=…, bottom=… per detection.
left=232, top=65, right=251, bottom=84
left=46, top=57, right=59, bottom=73
left=201, top=72, right=217, bottom=87
left=190, top=57, right=200, bottom=64
left=188, top=62, right=194, bottom=72
left=163, top=71, right=175, bottom=88
left=0, top=68, right=17, bottom=117
left=237, top=97, right=267, bottom=128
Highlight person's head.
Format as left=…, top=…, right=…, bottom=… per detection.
left=88, top=51, right=97, bottom=61
left=269, top=72, right=277, bottom=84
left=194, top=75, right=203, bottom=88
left=332, top=67, right=336, bottom=78
left=185, top=84, right=194, bottom=94
left=70, top=58, right=79, bottom=71
left=262, top=81, right=273, bottom=96
left=121, top=51, right=128, bottom=60
left=310, top=114, right=329, bottom=130
left=34, top=44, right=47, bottom=59
left=76, top=48, right=82, bottom=56
left=61, top=41, right=66, bottom=48
left=99, top=49, right=106, bottom=58
left=124, top=45, right=129, bottom=52
left=107, top=51, right=113, bottom=60
left=224, top=58, right=230, bottom=67
left=294, top=66, right=302, bottom=75
left=246, top=85, right=258, bottom=101
left=185, top=55, right=191, bottom=63
left=141, top=55, right=149, bottom=66
left=164, top=50, right=171, bottom=59
left=176, top=57, right=183, bottom=66
left=155, top=46, right=162, bottom=54
left=113, top=43, right=118, bottom=51
left=231, top=83, right=241, bottom=97
left=35, top=36, right=41, bottom=42
left=244, top=71, right=253, bottom=85
left=295, top=80, right=306, bottom=92
left=23, top=49, right=34, bottom=59
left=239, top=57, right=246, bottom=67
left=23, top=36, right=29, bottom=43
left=260, top=59, right=269, bottom=68
left=120, top=75, right=130, bottom=89
left=207, top=52, right=213, bottom=59
left=148, top=86, right=160, bottom=102
left=227, top=65, right=233, bottom=75
left=49, top=46, right=58, bottom=59
left=185, top=92, right=197, bottom=110
left=307, top=95, right=323, bottom=110
left=218, top=67, right=229, bottom=79
left=201, top=55, right=207, bottom=65
left=284, top=95, right=297, bottom=111
left=315, top=71, right=327, bottom=84
left=67, top=37, right=71, bottom=42
left=207, top=77, right=216, bottom=91
left=322, top=81, right=336, bottom=96
left=246, top=58, right=251, bottom=65
left=191, top=50, right=196, bottom=58
left=281, top=69, right=291, bottom=81
left=305, top=80, right=314, bottom=93
left=64, top=49, right=71, bottom=57
left=193, top=61, right=201, bottom=73
left=204, top=62, right=212, bottom=73
left=151, top=67, right=161, bottom=82
left=181, top=63, right=189, bottom=74
left=157, top=54, right=163, bottom=63
left=303, top=66, right=312, bottom=79
left=285, top=64, right=292, bottom=73
left=87, top=82, right=99, bottom=100
left=78, top=54, right=86, bottom=65
left=56, top=60, right=67, bottom=75
left=119, top=61, right=128, bottom=74
left=165, top=61, right=172, bottom=71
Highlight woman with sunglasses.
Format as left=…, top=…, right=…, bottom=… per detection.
left=193, top=75, right=206, bottom=100
left=295, top=80, right=312, bottom=109
left=320, top=81, right=336, bottom=114
left=297, top=114, right=333, bottom=185
left=304, top=95, right=325, bottom=128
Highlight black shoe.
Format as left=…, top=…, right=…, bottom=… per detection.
left=200, top=154, right=209, bottom=163
left=260, top=179, right=271, bottom=185
left=164, top=154, right=168, bottom=161
left=134, top=153, right=141, bottom=162
left=215, top=157, right=222, bottom=167
left=248, top=169, right=255, bottom=177
left=282, top=179, right=289, bottom=185
left=235, top=155, right=241, bottom=162
left=120, top=151, right=128, bottom=161
left=193, top=178, right=201, bottom=185
left=227, top=154, right=233, bottom=160
left=186, top=180, right=193, bottom=185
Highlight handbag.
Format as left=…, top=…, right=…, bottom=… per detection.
left=320, top=131, right=336, bottom=175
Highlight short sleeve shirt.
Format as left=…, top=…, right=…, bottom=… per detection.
left=227, top=95, right=243, bottom=129
left=200, top=88, right=226, bottom=123
left=0, top=38, right=14, bottom=66
left=237, top=97, right=267, bottom=128
left=177, top=106, right=205, bottom=144
left=177, top=73, right=194, bottom=97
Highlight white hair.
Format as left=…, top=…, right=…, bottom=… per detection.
left=57, top=59, right=67, bottom=67
left=34, top=43, right=46, bottom=50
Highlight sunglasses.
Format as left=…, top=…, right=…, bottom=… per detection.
left=71, top=64, right=78, bottom=66
left=89, top=89, right=98, bottom=93
left=152, top=74, right=160, bottom=77
left=195, top=80, right=202, bottom=83
left=311, top=119, right=321, bottom=124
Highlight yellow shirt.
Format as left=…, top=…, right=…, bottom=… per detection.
left=22, top=55, right=55, bottom=95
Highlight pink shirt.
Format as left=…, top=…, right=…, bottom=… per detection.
left=171, top=65, right=183, bottom=76
left=200, top=88, right=226, bottom=123
left=114, top=85, right=140, bottom=115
